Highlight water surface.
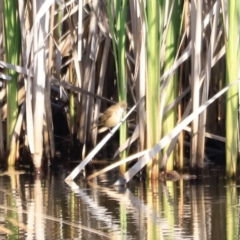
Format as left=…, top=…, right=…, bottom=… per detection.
left=0, top=165, right=238, bottom=240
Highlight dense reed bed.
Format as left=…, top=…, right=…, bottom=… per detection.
left=0, top=0, right=239, bottom=182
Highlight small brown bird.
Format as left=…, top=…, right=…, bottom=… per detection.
left=94, top=101, right=127, bottom=133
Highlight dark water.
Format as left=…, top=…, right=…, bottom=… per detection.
left=0, top=164, right=239, bottom=240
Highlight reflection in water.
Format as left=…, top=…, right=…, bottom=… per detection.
left=0, top=167, right=238, bottom=239
left=33, top=178, right=44, bottom=240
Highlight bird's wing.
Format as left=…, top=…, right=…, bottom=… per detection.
left=104, top=104, right=116, bottom=113
left=101, top=105, right=116, bottom=119
left=99, top=111, right=112, bottom=122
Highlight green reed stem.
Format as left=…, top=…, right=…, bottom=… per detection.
left=225, top=0, right=240, bottom=178
left=107, top=0, right=127, bottom=174
left=146, top=1, right=160, bottom=179
left=162, top=0, right=181, bottom=171
left=3, top=0, right=20, bottom=165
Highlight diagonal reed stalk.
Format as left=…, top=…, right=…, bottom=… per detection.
left=114, top=79, right=240, bottom=185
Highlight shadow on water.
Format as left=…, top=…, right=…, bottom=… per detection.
left=0, top=164, right=239, bottom=239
